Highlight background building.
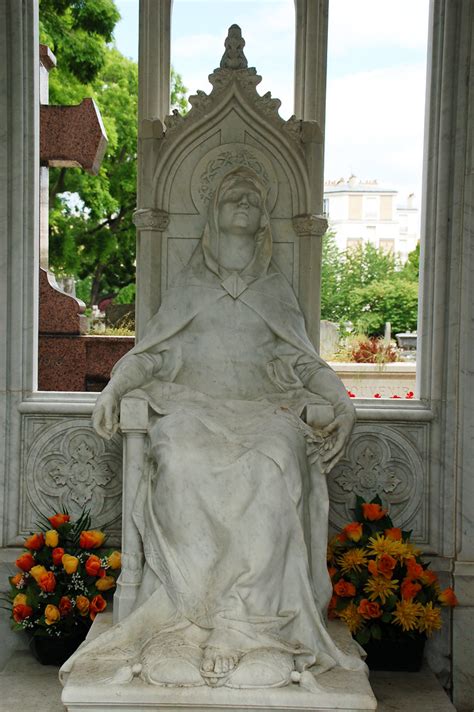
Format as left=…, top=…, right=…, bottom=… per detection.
left=324, top=175, right=419, bottom=262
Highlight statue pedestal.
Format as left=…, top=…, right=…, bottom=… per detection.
left=61, top=614, right=377, bottom=712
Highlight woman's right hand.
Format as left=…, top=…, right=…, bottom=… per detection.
left=92, top=390, right=119, bottom=440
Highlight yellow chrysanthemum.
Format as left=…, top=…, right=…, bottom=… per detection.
left=337, top=548, right=368, bottom=574
left=417, top=602, right=442, bottom=636
left=397, top=542, right=422, bottom=562
left=392, top=600, right=423, bottom=632
left=367, top=533, right=405, bottom=558
left=337, top=602, right=363, bottom=634
left=364, top=575, right=399, bottom=604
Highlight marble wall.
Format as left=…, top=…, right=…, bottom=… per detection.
left=0, top=1, right=473, bottom=709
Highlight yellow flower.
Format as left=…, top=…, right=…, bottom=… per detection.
left=75, top=595, right=90, bottom=616
left=44, top=604, right=61, bottom=625
left=95, top=575, right=116, bottom=592
left=13, top=593, right=28, bottom=607
left=107, top=551, right=121, bottom=570
left=337, top=602, right=363, bottom=634
left=364, top=575, right=399, bottom=604
left=392, top=600, right=423, bottom=632
left=337, top=548, right=368, bottom=574
left=397, top=542, right=422, bottom=561
left=367, top=533, right=405, bottom=558
left=62, top=554, right=79, bottom=574
left=29, top=564, right=47, bottom=582
left=45, top=529, right=59, bottom=547
left=417, top=602, right=442, bottom=636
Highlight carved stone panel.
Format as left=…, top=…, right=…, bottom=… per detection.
left=21, top=416, right=122, bottom=545
left=328, top=422, right=429, bottom=545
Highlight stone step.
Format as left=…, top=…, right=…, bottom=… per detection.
left=0, top=651, right=456, bottom=712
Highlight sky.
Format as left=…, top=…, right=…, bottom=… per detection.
left=113, top=0, right=429, bottom=205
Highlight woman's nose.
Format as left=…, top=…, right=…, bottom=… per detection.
left=238, top=194, right=249, bottom=206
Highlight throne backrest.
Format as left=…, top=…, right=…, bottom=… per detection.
left=134, top=25, right=327, bottom=348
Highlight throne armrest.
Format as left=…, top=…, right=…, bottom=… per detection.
left=113, top=396, right=149, bottom=623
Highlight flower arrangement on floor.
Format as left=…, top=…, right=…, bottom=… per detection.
left=327, top=496, right=457, bottom=666
left=7, top=511, right=121, bottom=645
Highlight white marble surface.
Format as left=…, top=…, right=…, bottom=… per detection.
left=61, top=614, right=376, bottom=711
left=0, top=647, right=457, bottom=712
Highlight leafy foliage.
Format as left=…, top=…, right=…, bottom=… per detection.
left=321, top=232, right=419, bottom=336
left=41, top=0, right=188, bottom=306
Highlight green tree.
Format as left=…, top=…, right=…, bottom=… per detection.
left=40, top=0, right=120, bottom=84
left=41, top=0, right=188, bottom=306
left=320, top=234, right=419, bottom=336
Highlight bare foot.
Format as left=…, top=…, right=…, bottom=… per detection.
left=201, top=646, right=240, bottom=684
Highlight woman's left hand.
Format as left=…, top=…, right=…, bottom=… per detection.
left=319, top=410, right=355, bottom=474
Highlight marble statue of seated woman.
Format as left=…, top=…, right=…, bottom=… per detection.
left=85, top=166, right=366, bottom=689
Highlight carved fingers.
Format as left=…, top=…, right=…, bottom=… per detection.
left=91, top=393, right=119, bottom=440
left=320, top=413, right=353, bottom=474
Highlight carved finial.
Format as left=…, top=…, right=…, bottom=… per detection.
left=220, top=24, right=248, bottom=69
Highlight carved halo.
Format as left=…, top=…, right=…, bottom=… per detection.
left=191, top=142, right=278, bottom=214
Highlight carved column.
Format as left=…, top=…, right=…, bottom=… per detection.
left=0, top=0, right=39, bottom=668
left=136, top=0, right=172, bottom=337
left=114, top=397, right=148, bottom=622
left=418, top=1, right=474, bottom=707
left=293, top=214, right=327, bottom=348
left=293, top=0, right=329, bottom=131
left=138, top=0, right=172, bottom=122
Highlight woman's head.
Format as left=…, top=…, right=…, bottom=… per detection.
left=214, top=168, right=269, bottom=239
left=201, top=166, right=272, bottom=279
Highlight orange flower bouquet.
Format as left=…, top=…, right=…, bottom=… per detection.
left=328, top=496, right=457, bottom=670
left=5, top=510, right=121, bottom=664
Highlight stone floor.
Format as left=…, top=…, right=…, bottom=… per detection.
left=0, top=651, right=457, bottom=712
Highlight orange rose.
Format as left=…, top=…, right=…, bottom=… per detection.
left=44, top=604, right=60, bottom=625
left=16, top=552, right=35, bottom=572
left=421, top=569, right=438, bottom=586
left=44, top=529, right=59, bottom=547
left=385, top=527, right=402, bottom=541
left=85, top=554, right=102, bottom=577
left=377, top=553, right=397, bottom=579
left=401, top=577, right=422, bottom=600
left=38, top=571, right=56, bottom=592
left=79, top=530, right=105, bottom=549
left=439, top=587, right=458, bottom=607
left=95, top=575, right=116, bottom=592
left=48, top=513, right=70, bottom=528
left=107, top=551, right=121, bottom=570
left=362, top=503, right=388, bottom=521
left=334, top=579, right=356, bottom=597
left=13, top=593, right=28, bottom=607
left=406, top=558, right=424, bottom=580
left=52, top=547, right=65, bottom=566
left=10, top=573, right=23, bottom=587
left=75, top=595, right=90, bottom=616
left=368, top=559, right=379, bottom=576
left=62, top=554, right=79, bottom=574
left=30, top=564, right=47, bottom=582
left=358, top=598, right=382, bottom=619
left=24, top=532, right=45, bottom=550
left=89, top=594, right=107, bottom=620
left=343, top=522, right=363, bottom=542
left=336, top=531, right=348, bottom=543
left=13, top=603, right=33, bottom=622
left=59, top=596, right=73, bottom=617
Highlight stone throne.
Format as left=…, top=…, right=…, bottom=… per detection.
left=61, top=25, right=376, bottom=712
left=117, top=24, right=329, bottom=623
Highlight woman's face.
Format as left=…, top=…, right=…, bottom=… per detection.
left=217, top=180, right=263, bottom=236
